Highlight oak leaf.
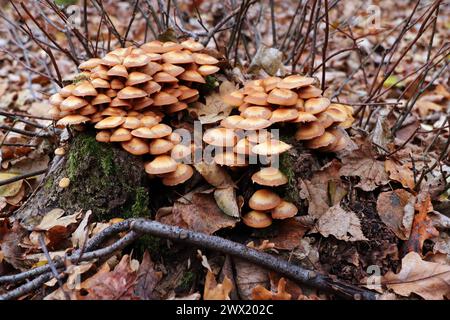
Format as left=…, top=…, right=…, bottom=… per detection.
left=203, top=271, right=233, bottom=300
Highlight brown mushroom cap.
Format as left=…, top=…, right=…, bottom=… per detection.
left=267, top=88, right=297, bottom=106
left=72, top=81, right=97, bottom=97
left=139, top=61, right=163, bottom=75
left=277, top=75, right=315, bottom=89
left=220, top=115, right=244, bottom=129
left=305, top=131, right=336, bottom=149
left=132, top=123, right=172, bottom=139
left=107, top=64, right=128, bottom=78
left=101, top=107, right=127, bottom=117
left=161, top=63, right=185, bottom=77
left=295, top=122, right=325, bottom=140
left=161, top=164, right=194, bottom=186
left=162, top=51, right=194, bottom=64
left=110, top=78, right=125, bottom=90
left=79, top=58, right=102, bottom=70
left=290, top=111, right=317, bottom=123
left=102, top=53, right=122, bottom=66
left=192, top=53, right=219, bottom=65
left=140, top=115, right=160, bottom=128
left=236, top=118, right=272, bottom=130
left=203, top=128, right=237, bottom=147
left=60, top=96, right=88, bottom=111
left=79, top=104, right=98, bottom=116
left=171, top=144, right=192, bottom=161
left=321, top=128, right=350, bottom=152
left=214, top=151, right=247, bottom=167
left=145, top=155, right=178, bottom=174
left=181, top=39, right=204, bottom=52
left=262, top=77, right=281, bottom=92
left=270, top=108, right=299, bottom=123
left=166, top=102, right=188, bottom=113
left=271, top=201, right=298, bottom=219
left=315, top=112, right=334, bottom=128
left=56, top=115, right=90, bottom=126
left=110, top=97, right=132, bottom=108
left=223, top=90, right=244, bottom=106
left=251, top=167, right=288, bottom=186
left=153, top=71, right=179, bottom=83
left=242, top=211, right=272, bottom=228
left=234, top=138, right=254, bottom=155
left=126, top=72, right=152, bottom=86
left=122, top=116, right=141, bottom=129
left=179, top=86, right=199, bottom=100
left=252, top=139, right=292, bottom=155
left=90, top=94, right=110, bottom=106
left=179, top=70, right=206, bottom=83
left=110, top=127, right=132, bottom=142
left=198, top=65, right=220, bottom=76
left=133, top=97, right=154, bottom=110
left=60, top=84, right=76, bottom=98
left=244, top=91, right=269, bottom=106
left=94, top=116, right=125, bottom=129
left=241, top=106, right=272, bottom=119
left=91, top=78, right=111, bottom=89
left=297, top=85, right=322, bottom=99
left=49, top=93, right=64, bottom=106
left=153, top=91, right=178, bottom=106
left=91, top=65, right=110, bottom=80
left=117, top=86, right=148, bottom=100
left=249, top=189, right=282, bottom=210
left=304, top=97, right=330, bottom=114
left=246, top=130, right=274, bottom=143
left=122, top=137, right=149, bottom=155
left=96, top=130, right=111, bottom=143
left=326, top=104, right=350, bottom=123
left=123, top=54, right=151, bottom=68
left=149, top=138, right=174, bottom=154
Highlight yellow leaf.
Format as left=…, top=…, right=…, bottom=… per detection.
left=0, top=173, right=23, bottom=197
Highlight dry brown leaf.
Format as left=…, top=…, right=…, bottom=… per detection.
left=159, top=193, right=237, bottom=234
left=203, top=271, right=233, bottom=300
left=214, top=187, right=240, bottom=218
left=234, top=259, right=269, bottom=300
left=382, top=252, right=450, bottom=300
left=315, top=204, right=368, bottom=242
left=269, top=218, right=309, bottom=250
left=34, top=209, right=80, bottom=231
left=194, top=162, right=235, bottom=188
left=300, top=160, right=345, bottom=218
left=71, top=210, right=92, bottom=248
left=339, top=141, right=389, bottom=191
left=406, top=194, right=439, bottom=254
left=385, top=160, right=415, bottom=190
left=79, top=255, right=139, bottom=300
left=376, top=190, right=415, bottom=240
left=134, top=251, right=163, bottom=300
left=415, top=99, right=443, bottom=117
left=252, top=277, right=292, bottom=300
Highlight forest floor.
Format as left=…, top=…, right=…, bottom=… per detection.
left=0, top=0, right=449, bottom=300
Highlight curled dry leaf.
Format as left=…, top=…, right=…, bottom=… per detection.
left=382, top=252, right=450, bottom=300
left=194, top=161, right=235, bottom=188
left=134, top=251, right=163, bottom=300
left=299, top=159, right=346, bottom=218
left=339, top=140, right=390, bottom=191
left=385, top=160, right=415, bottom=190
left=71, top=210, right=93, bottom=248
left=252, top=277, right=292, bottom=300
left=34, top=208, right=81, bottom=231
left=376, top=190, right=415, bottom=240
left=0, top=173, right=23, bottom=197
left=406, top=194, right=439, bottom=254
left=214, top=187, right=240, bottom=218
left=268, top=218, right=309, bottom=250
left=315, top=204, right=368, bottom=242
left=203, top=271, right=233, bottom=300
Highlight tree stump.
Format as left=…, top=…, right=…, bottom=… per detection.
left=13, top=132, right=149, bottom=229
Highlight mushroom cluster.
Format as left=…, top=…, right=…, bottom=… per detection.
left=243, top=187, right=298, bottom=229
left=220, top=75, right=354, bottom=153
left=48, top=39, right=220, bottom=186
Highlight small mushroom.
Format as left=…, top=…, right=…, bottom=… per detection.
left=161, top=164, right=194, bottom=186
left=56, top=115, right=90, bottom=126
left=96, top=130, right=111, bottom=142
left=94, top=116, right=125, bottom=129
left=121, top=137, right=149, bottom=155
left=149, top=138, right=174, bottom=155
left=223, top=90, right=244, bottom=106
left=271, top=201, right=298, bottom=219
left=251, top=139, right=292, bottom=156
left=248, top=189, right=282, bottom=211
left=145, top=155, right=178, bottom=174
left=251, top=167, right=288, bottom=186
left=304, top=97, right=330, bottom=114
left=126, top=72, right=153, bottom=86
left=241, top=106, right=272, bottom=119
left=203, top=128, right=237, bottom=147
left=305, top=131, right=336, bottom=149
left=295, top=122, right=325, bottom=140
left=267, top=88, right=297, bottom=106
left=276, top=74, right=315, bottom=89
left=117, top=86, right=148, bottom=100
left=60, top=96, right=88, bottom=112
left=110, top=128, right=132, bottom=142
left=242, top=211, right=272, bottom=228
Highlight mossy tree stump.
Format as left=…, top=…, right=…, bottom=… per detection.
left=14, top=132, right=149, bottom=229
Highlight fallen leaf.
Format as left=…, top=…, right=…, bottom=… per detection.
left=234, top=259, right=269, bottom=300
left=34, top=209, right=80, bottom=231
left=162, top=193, right=237, bottom=234
left=248, top=45, right=285, bottom=76
left=71, top=210, right=92, bottom=248
left=339, top=140, right=390, bottom=191
left=0, top=173, right=23, bottom=197
left=406, top=194, right=439, bottom=254
left=269, top=218, right=309, bottom=250
left=194, top=162, right=235, bottom=188
left=252, top=277, right=292, bottom=300
left=376, top=190, right=415, bottom=240
left=300, top=160, right=346, bottom=218
left=198, top=249, right=212, bottom=272
left=382, top=252, right=450, bottom=300
left=0, top=221, right=27, bottom=270
left=315, top=204, right=368, bottom=242
left=203, top=271, right=233, bottom=300
left=385, top=160, right=415, bottom=190
left=80, top=255, right=138, bottom=300
left=214, top=187, right=240, bottom=218
left=134, top=251, right=163, bottom=300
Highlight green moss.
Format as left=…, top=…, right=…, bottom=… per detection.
left=205, top=75, right=219, bottom=90
left=130, top=187, right=150, bottom=218
left=178, top=271, right=195, bottom=292
left=44, top=177, right=54, bottom=191
left=279, top=151, right=301, bottom=204
left=67, top=134, right=115, bottom=180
